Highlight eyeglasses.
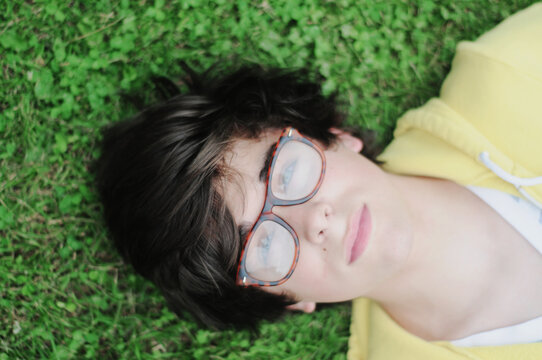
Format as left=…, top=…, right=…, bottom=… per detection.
left=236, top=127, right=326, bottom=287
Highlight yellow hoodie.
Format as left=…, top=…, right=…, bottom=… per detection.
left=348, top=4, right=542, bottom=359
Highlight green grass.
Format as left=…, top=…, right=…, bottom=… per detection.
left=1, top=0, right=535, bottom=358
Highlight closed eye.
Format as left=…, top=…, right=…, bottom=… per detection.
left=279, top=160, right=297, bottom=192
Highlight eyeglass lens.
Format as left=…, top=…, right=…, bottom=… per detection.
left=271, top=140, right=323, bottom=200
left=245, top=139, right=323, bottom=282
left=245, top=220, right=295, bottom=281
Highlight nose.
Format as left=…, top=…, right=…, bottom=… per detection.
left=272, top=201, right=330, bottom=245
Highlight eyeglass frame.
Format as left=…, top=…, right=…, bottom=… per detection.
left=235, top=126, right=327, bottom=287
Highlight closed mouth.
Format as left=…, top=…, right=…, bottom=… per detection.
left=346, top=204, right=371, bottom=264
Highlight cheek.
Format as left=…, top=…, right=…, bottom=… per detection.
left=279, top=247, right=332, bottom=299
left=322, top=150, right=375, bottom=193
left=297, top=252, right=328, bottom=282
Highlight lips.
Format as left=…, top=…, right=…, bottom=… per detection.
left=346, top=205, right=371, bottom=264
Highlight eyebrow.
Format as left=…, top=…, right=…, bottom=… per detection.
left=259, top=143, right=276, bottom=183
left=238, top=223, right=250, bottom=244
left=237, top=143, right=276, bottom=242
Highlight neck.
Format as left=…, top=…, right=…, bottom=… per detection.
left=366, top=175, right=542, bottom=340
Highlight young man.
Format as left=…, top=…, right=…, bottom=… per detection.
left=96, top=4, right=542, bottom=359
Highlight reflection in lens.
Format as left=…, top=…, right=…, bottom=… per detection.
left=245, top=220, right=295, bottom=282
left=271, top=140, right=322, bottom=200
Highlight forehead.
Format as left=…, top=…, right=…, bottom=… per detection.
left=222, top=128, right=283, bottom=225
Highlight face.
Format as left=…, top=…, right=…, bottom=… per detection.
left=223, top=128, right=415, bottom=303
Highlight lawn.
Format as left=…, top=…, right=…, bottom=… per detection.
left=1, top=0, right=535, bottom=359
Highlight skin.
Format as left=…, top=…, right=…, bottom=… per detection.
left=224, top=128, right=415, bottom=301
left=223, top=128, right=542, bottom=341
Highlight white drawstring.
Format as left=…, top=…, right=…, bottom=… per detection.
left=479, top=151, right=542, bottom=209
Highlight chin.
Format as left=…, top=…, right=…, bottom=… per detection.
left=377, top=225, right=414, bottom=271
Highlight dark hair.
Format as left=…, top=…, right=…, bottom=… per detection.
left=95, top=65, right=346, bottom=329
